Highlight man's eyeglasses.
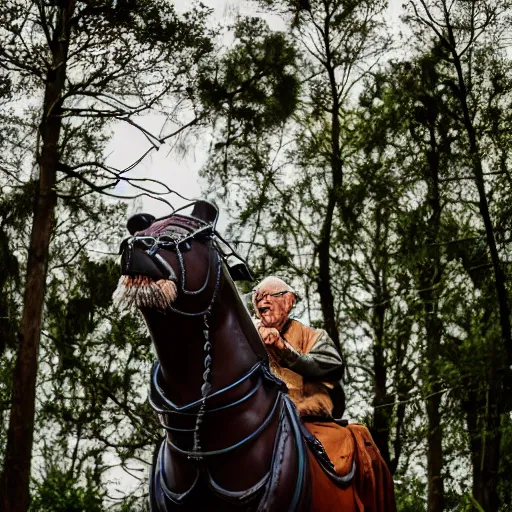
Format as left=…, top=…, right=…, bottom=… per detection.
left=252, top=290, right=291, bottom=302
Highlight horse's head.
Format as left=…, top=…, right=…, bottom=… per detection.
left=114, top=201, right=223, bottom=316
left=114, top=200, right=252, bottom=316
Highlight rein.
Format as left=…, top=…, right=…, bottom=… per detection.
left=135, top=214, right=284, bottom=462
left=131, top=218, right=222, bottom=456
left=150, top=361, right=263, bottom=414
left=149, top=360, right=286, bottom=458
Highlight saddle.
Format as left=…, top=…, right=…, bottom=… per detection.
left=299, top=416, right=356, bottom=485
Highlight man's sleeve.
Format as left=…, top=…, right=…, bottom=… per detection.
left=275, top=330, right=344, bottom=381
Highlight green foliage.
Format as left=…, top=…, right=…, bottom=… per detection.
left=0, top=182, right=36, bottom=355
left=498, top=417, right=512, bottom=510
left=35, top=246, right=156, bottom=506
left=0, top=0, right=216, bottom=506
left=394, top=476, right=427, bottom=512
left=199, top=16, right=299, bottom=178
left=29, top=465, right=105, bottom=512
left=200, top=1, right=512, bottom=510
left=0, top=185, right=157, bottom=505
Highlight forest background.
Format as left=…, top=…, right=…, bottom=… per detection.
left=1, top=0, right=512, bottom=511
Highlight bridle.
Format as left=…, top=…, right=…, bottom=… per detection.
left=123, top=217, right=221, bottom=317
left=149, top=359, right=284, bottom=459
left=127, top=211, right=285, bottom=461
left=121, top=211, right=252, bottom=315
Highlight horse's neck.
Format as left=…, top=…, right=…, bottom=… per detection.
left=145, top=273, right=288, bottom=496
left=143, top=272, right=266, bottom=407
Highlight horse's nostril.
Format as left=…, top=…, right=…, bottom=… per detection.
left=121, top=244, right=167, bottom=282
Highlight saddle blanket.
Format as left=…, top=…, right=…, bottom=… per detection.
left=305, top=422, right=396, bottom=512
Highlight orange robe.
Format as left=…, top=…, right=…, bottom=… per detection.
left=262, top=320, right=396, bottom=511
left=265, top=319, right=343, bottom=417
left=305, top=422, right=396, bottom=512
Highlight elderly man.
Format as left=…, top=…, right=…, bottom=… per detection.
left=252, top=277, right=398, bottom=512
left=253, top=276, right=345, bottom=419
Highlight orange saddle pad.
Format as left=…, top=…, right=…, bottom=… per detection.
left=305, top=421, right=397, bottom=512
left=305, top=421, right=356, bottom=477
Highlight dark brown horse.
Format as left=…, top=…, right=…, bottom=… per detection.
left=114, top=201, right=395, bottom=512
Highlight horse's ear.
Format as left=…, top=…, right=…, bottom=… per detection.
left=127, top=213, right=156, bottom=235
left=191, top=200, right=219, bottom=227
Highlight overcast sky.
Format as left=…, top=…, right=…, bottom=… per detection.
left=105, top=0, right=404, bottom=226
left=103, top=1, right=277, bottom=225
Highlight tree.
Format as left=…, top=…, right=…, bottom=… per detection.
left=403, top=1, right=512, bottom=509
left=204, top=0, right=394, bottom=458
left=34, top=250, right=158, bottom=509
left=357, top=51, right=456, bottom=510
left=202, top=2, right=512, bottom=510
left=252, top=0, right=391, bottom=352
left=0, top=1, right=213, bottom=510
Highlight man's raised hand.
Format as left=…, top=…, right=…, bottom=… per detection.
left=257, top=325, right=285, bottom=350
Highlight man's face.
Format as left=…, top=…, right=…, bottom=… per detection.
left=253, top=280, right=294, bottom=330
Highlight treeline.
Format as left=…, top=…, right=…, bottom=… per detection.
left=202, top=1, right=512, bottom=511
left=1, top=0, right=511, bottom=511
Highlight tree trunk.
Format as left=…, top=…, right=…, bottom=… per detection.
left=372, top=320, right=392, bottom=466
left=0, top=3, right=74, bottom=511
left=317, top=193, right=341, bottom=350
left=316, top=27, right=342, bottom=352
left=463, top=386, right=489, bottom=511
left=463, top=380, right=501, bottom=512
left=448, top=39, right=509, bottom=511
left=425, top=314, right=444, bottom=512
left=371, top=205, right=392, bottom=466
left=422, top=127, right=444, bottom=512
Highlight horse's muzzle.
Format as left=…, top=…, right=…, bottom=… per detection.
left=121, top=244, right=170, bottom=282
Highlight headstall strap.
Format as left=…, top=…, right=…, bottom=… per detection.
left=191, top=313, right=213, bottom=459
